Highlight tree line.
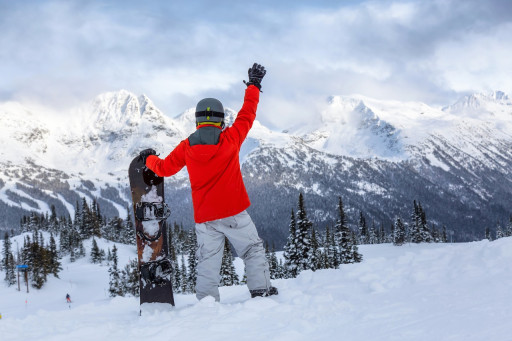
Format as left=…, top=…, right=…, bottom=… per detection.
left=2, top=192, right=511, bottom=294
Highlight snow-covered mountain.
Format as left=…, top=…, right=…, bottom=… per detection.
left=0, top=90, right=511, bottom=245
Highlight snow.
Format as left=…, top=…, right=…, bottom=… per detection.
left=141, top=186, right=163, bottom=203
left=2, top=236, right=512, bottom=341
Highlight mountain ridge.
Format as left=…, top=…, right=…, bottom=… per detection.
left=0, top=90, right=511, bottom=245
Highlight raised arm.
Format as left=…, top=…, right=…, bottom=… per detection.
left=225, top=63, right=266, bottom=147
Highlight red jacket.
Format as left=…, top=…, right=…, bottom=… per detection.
left=146, top=85, right=260, bottom=223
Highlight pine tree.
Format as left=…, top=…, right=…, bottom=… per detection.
left=351, top=232, right=363, bottom=263
left=485, top=227, right=492, bottom=241
left=325, top=226, right=337, bottom=269
left=172, top=258, right=182, bottom=294
left=2, top=232, right=16, bottom=286
left=48, top=205, right=59, bottom=234
left=496, top=221, right=504, bottom=239
left=506, top=216, right=512, bottom=237
left=78, top=241, right=86, bottom=259
left=283, top=209, right=300, bottom=278
left=441, top=225, right=448, bottom=243
left=410, top=200, right=422, bottom=243
left=107, top=248, right=113, bottom=263
left=123, top=209, right=135, bottom=244
left=91, top=199, right=102, bottom=238
left=305, top=227, right=318, bottom=271
left=275, top=259, right=286, bottom=279
left=108, top=245, right=123, bottom=297
left=368, top=221, right=378, bottom=244
left=418, top=202, right=433, bottom=242
left=269, top=243, right=279, bottom=279
left=334, top=197, right=353, bottom=264
left=2, top=231, right=12, bottom=271
left=295, top=193, right=312, bottom=272
left=5, top=252, right=16, bottom=286
left=358, top=211, right=368, bottom=244
left=393, top=217, right=406, bottom=246
left=90, top=238, right=102, bottom=263
left=180, top=254, right=188, bottom=293
left=186, top=228, right=198, bottom=293
left=121, top=259, right=139, bottom=297
left=48, top=233, right=62, bottom=278
left=220, top=238, right=239, bottom=286
left=70, top=247, right=76, bottom=263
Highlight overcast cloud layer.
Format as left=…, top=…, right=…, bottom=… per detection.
left=1, top=0, right=511, bottom=129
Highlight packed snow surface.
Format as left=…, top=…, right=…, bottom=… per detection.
left=1, top=237, right=512, bottom=341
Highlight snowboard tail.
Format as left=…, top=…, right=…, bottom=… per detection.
left=129, top=155, right=175, bottom=307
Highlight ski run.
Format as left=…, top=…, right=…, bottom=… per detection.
left=1, top=235, right=512, bottom=341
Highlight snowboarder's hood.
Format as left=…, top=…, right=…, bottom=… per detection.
left=186, top=126, right=222, bottom=162
left=186, top=143, right=221, bottom=162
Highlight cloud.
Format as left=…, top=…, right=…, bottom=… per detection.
left=0, top=0, right=511, bottom=130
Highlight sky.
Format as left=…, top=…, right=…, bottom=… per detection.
left=1, top=0, right=511, bottom=130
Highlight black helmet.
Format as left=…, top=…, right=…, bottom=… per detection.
left=195, top=98, right=224, bottom=126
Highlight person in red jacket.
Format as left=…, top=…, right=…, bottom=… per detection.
left=140, top=63, right=277, bottom=301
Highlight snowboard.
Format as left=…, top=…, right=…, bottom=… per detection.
left=128, top=155, right=175, bottom=310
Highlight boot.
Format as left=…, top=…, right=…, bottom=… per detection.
left=250, top=286, right=278, bottom=298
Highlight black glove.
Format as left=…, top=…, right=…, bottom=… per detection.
left=139, top=148, right=156, bottom=164
left=243, top=63, right=266, bottom=90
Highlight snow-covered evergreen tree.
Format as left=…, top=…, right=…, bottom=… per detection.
left=268, top=243, right=279, bottom=279
left=172, top=258, right=182, bottom=293
left=295, top=193, right=312, bottom=273
left=325, top=226, right=338, bottom=269
left=358, top=211, right=368, bottom=244
left=308, top=227, right=321, bottom=271
left=418, top=202, right=433, bottom=243
left=2, top=231, right=12, bottom=271
left=351, top=232, right=363, bottom=263
left=368, top=221, right=378, bottom=244
left=393, top=216, right=406, bottom=246
left=275, top=259, right=286, bottom=279
left=441, top=225, right=448, bottom=243
left=186, top=228, right=197, bottom=293
left=108, top=245, right=122, bottom=297
left=180, top=254, right=188, bottom=293
left=90, top=238, right=102, bottom=264
left=496, top=221, right=504, bottom=239
left=48, top=233, right=62, bottom=278
left=410, top=200, right=422, bottom=243
left=283, top=209, right=299, bottom=278
left=334, top=197, right=353, bottom=264
left=220, top=238, right=239, bottom=286
left=121, top=259, right=139, bottom=297
left=2, top=232, right=16, bottom=286
left=123, top=209, right=135, bottom=244
left=506, top=216, right=512, bottom=237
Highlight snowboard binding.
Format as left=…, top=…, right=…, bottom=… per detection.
left=135, top=202, right=171, bottom=221
left=140, top=259, right=173, bottom=286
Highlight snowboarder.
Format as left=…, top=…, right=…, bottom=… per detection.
left=140, top=63, right=278, bottom=302
left=66, top=293, right=71, bottom=303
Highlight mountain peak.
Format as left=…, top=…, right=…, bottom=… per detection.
left=444, top=90, right=511, bottom=113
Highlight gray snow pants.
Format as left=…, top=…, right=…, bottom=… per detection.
left=195, top=210, right=271, bottom=301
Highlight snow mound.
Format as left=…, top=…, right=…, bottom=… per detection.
left=1, top=237, right=512, bottom=341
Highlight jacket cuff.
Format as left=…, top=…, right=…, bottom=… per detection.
left=145, top=154, right=158, bottom=169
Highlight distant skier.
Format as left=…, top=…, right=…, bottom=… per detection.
left=140, top=63, right=278, bottom=302
left=66, top=293, right=71, bottom=303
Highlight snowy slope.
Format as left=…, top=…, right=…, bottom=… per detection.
left=1, top=236, right=512, bottom=341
